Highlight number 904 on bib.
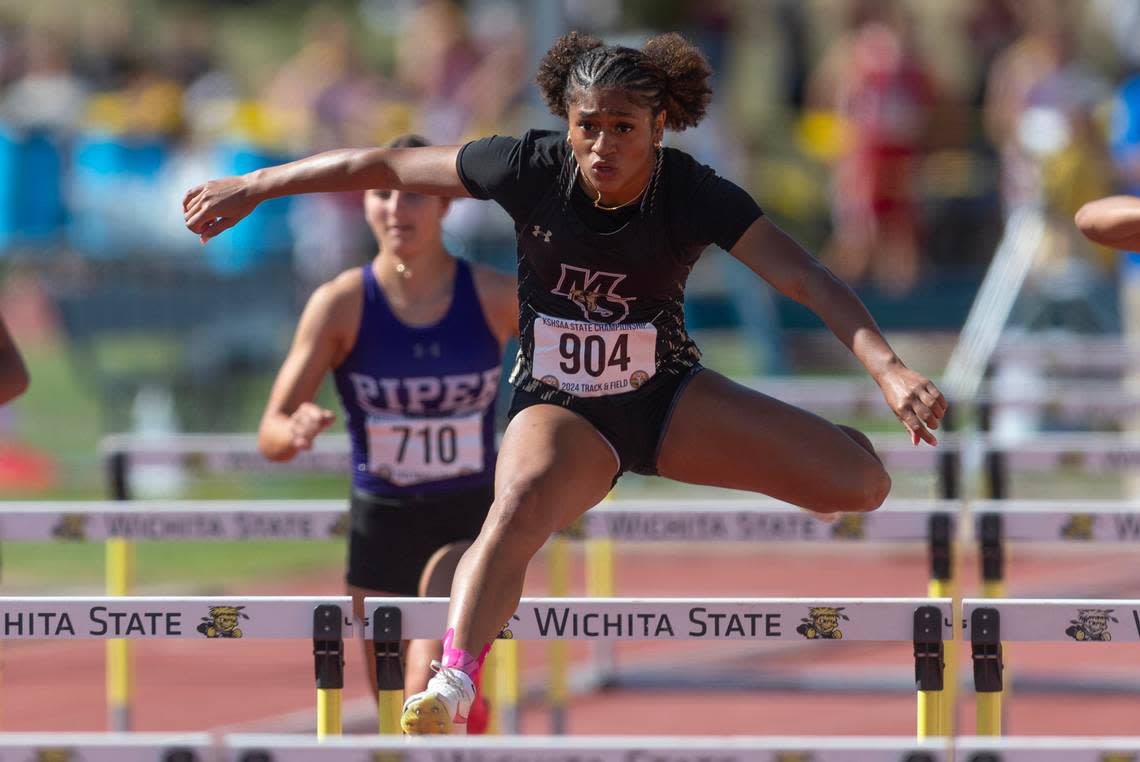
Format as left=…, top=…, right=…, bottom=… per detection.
left=532, top=314, right=656, bottom=398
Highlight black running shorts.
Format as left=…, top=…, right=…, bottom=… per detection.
left=345, top=484, right=493, bottom=595
left=507, top=365, right=704, bottom=479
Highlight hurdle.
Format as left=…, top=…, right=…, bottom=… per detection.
left=557, top=498, right=961, bottom=735
left=970, top=499, right=1140, bottom=595
left=962, top=499, right=1140, bottom=732
left=0, top=597, right=352, bottom=738
left=0, top=498, right=351, bottom=731
left=981, top=432, right=1140, bottom=499
left=100, top=434, right=348, bottom=733
left=0, top=732, right=211, bottom=761
left=992, top=333, right=1140, bottom=374
left=224, top=734, right=951, bottom=761
left=962, top=598, right=1140, bottom=736
left=366, top=596, right=952, bottom=738
left=742, top=376, right=1140, bottom=423
left=955, top=737, right=1140, bottom=761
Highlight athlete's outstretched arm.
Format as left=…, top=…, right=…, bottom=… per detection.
left=258, top=278, right=356, bottom=461
left=730, top=217, right=947, bottom=445
left=184, top=145, right=469, bottom=242
left=1075, top=195, right=1140, bottom=249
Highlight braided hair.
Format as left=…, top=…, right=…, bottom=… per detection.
left=536, top=31, right=712, bottom=131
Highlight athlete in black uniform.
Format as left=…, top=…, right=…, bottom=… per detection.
left=184, top=31, right=947, bottom=735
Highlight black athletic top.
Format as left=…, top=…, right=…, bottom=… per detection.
left=457, top=129, right=762, bottom=404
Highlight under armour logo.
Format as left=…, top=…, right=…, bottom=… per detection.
left=531, top=225, right=552, bottom=243
left=413, top=342, right=441, bottom=359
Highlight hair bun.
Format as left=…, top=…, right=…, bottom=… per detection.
left=642, top=33, right=712, bottom=130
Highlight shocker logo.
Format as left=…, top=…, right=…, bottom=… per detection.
left=371, top=753, right=406, bottom=762
left=797, top=607, right=849, bottom=640
left=197, top=605, right=250, bottom=638
left=326, top=513, right=350, bottom=538
left=51, top=514, right=88, bottom=541
left=34, top=750, right=74, bottom=762
left=498, top=614, right=521, bottom=640
left=1100, top=754, right=1138, bottom=762
left=774, top=753, right=813, bottom=762
left=551, top=264, right=634, bottom=323
left=830, top=514, right=865, bottom=540
left=1066, top=609, right=1118, bottom=641
left=1061, top=514, right=1095, bottom=540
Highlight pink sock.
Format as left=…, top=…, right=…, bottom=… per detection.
left=440, top=627, right=491, bottom=681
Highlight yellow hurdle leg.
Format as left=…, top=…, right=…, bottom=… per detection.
left=317, top=688, right=342, bottom=738
left=548, top=537, right=570, bottom=734
left=105, top=538, right=133, bottom=731
left=976, top=691, right=1002, bottom=736
left=917, top=689, right=943, bottom=739
left=378, top=690, right=403, bottom=734
left=585, top=538, right=615, bottom=677
left=495, top=638, right=520, bottom=734
left=927, top=578, right=957, bottom=736
left=481, top=642, right=499, bottom=734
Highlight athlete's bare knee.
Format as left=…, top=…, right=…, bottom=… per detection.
left=849, top=460, right=891, bottom=512
left=838, top=425, right=881, bottom=463
left=482, top=479, right=554, bottom=558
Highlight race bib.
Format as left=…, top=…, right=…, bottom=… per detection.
left=365, top=411, right=484, bottom=486
left=532, top=314, right=657, bottom=398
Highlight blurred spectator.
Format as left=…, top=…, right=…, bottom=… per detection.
left=395, top=0, right=526, bottom=143
left=1, top=27, right=86, bottom=130
left=263, top=4, right=388, bottom=287
left=983, top=1, right=1111, bottom=218
left=963, top=0, right=1020, bottom=107
left=0, top=314, right=28, bottom=405
left=809, top=1, right=936, bottom=295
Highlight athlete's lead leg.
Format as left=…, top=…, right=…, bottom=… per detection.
left=401, top=403, right=616, bottom=734
left=657, top=370, right=891, bottom=512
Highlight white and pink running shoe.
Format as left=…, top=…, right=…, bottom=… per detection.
left=400, top=661, right=477, bottom=735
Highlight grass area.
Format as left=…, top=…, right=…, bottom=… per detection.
left=0, top=539, right=344, bottom=595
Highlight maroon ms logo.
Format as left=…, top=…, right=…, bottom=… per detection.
left=551, top=264, right=635, bottom=323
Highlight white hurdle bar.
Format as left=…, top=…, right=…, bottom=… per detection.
left=0, top=597, right=352, bottom=739
left=0, top=596, right=353, bottom=640
left=955, top=737, right=1140, bottom=761
left=365, top=597, right=951, bottom=642
left=971, top=500, right=1140, bottom=544
left=225, top=735, right=951, bottom=761
left=0, top=500, right=348, bottom=542
left=0, top=733, right=211, bottom=761
left=742, top=376, right=1140, bottom=419
left=993, top=334, right=1139, bottom=373
left=577, top=498, right=957, bottom=543
left=962, top=598, right=1140, bottom=737
left=98, top=432, right=956, bottom=474
left=366, top=596, right=952, bottom=738
left=0, top=497, right=958, bottom=544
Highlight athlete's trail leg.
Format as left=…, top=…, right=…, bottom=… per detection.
left=657, top=370, right=890, bottom=512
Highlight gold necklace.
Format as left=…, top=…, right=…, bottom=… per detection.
left=578, top=166, right=652, bottom=212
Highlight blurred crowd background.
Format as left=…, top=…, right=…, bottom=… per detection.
left=1, top=0, right=1139, bottom=494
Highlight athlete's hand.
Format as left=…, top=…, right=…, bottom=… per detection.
left=288, top=402, right=336, bottom=451
left=877, top=365, right=947, bottom=446
left=183, top=176, right=261, bottom=243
